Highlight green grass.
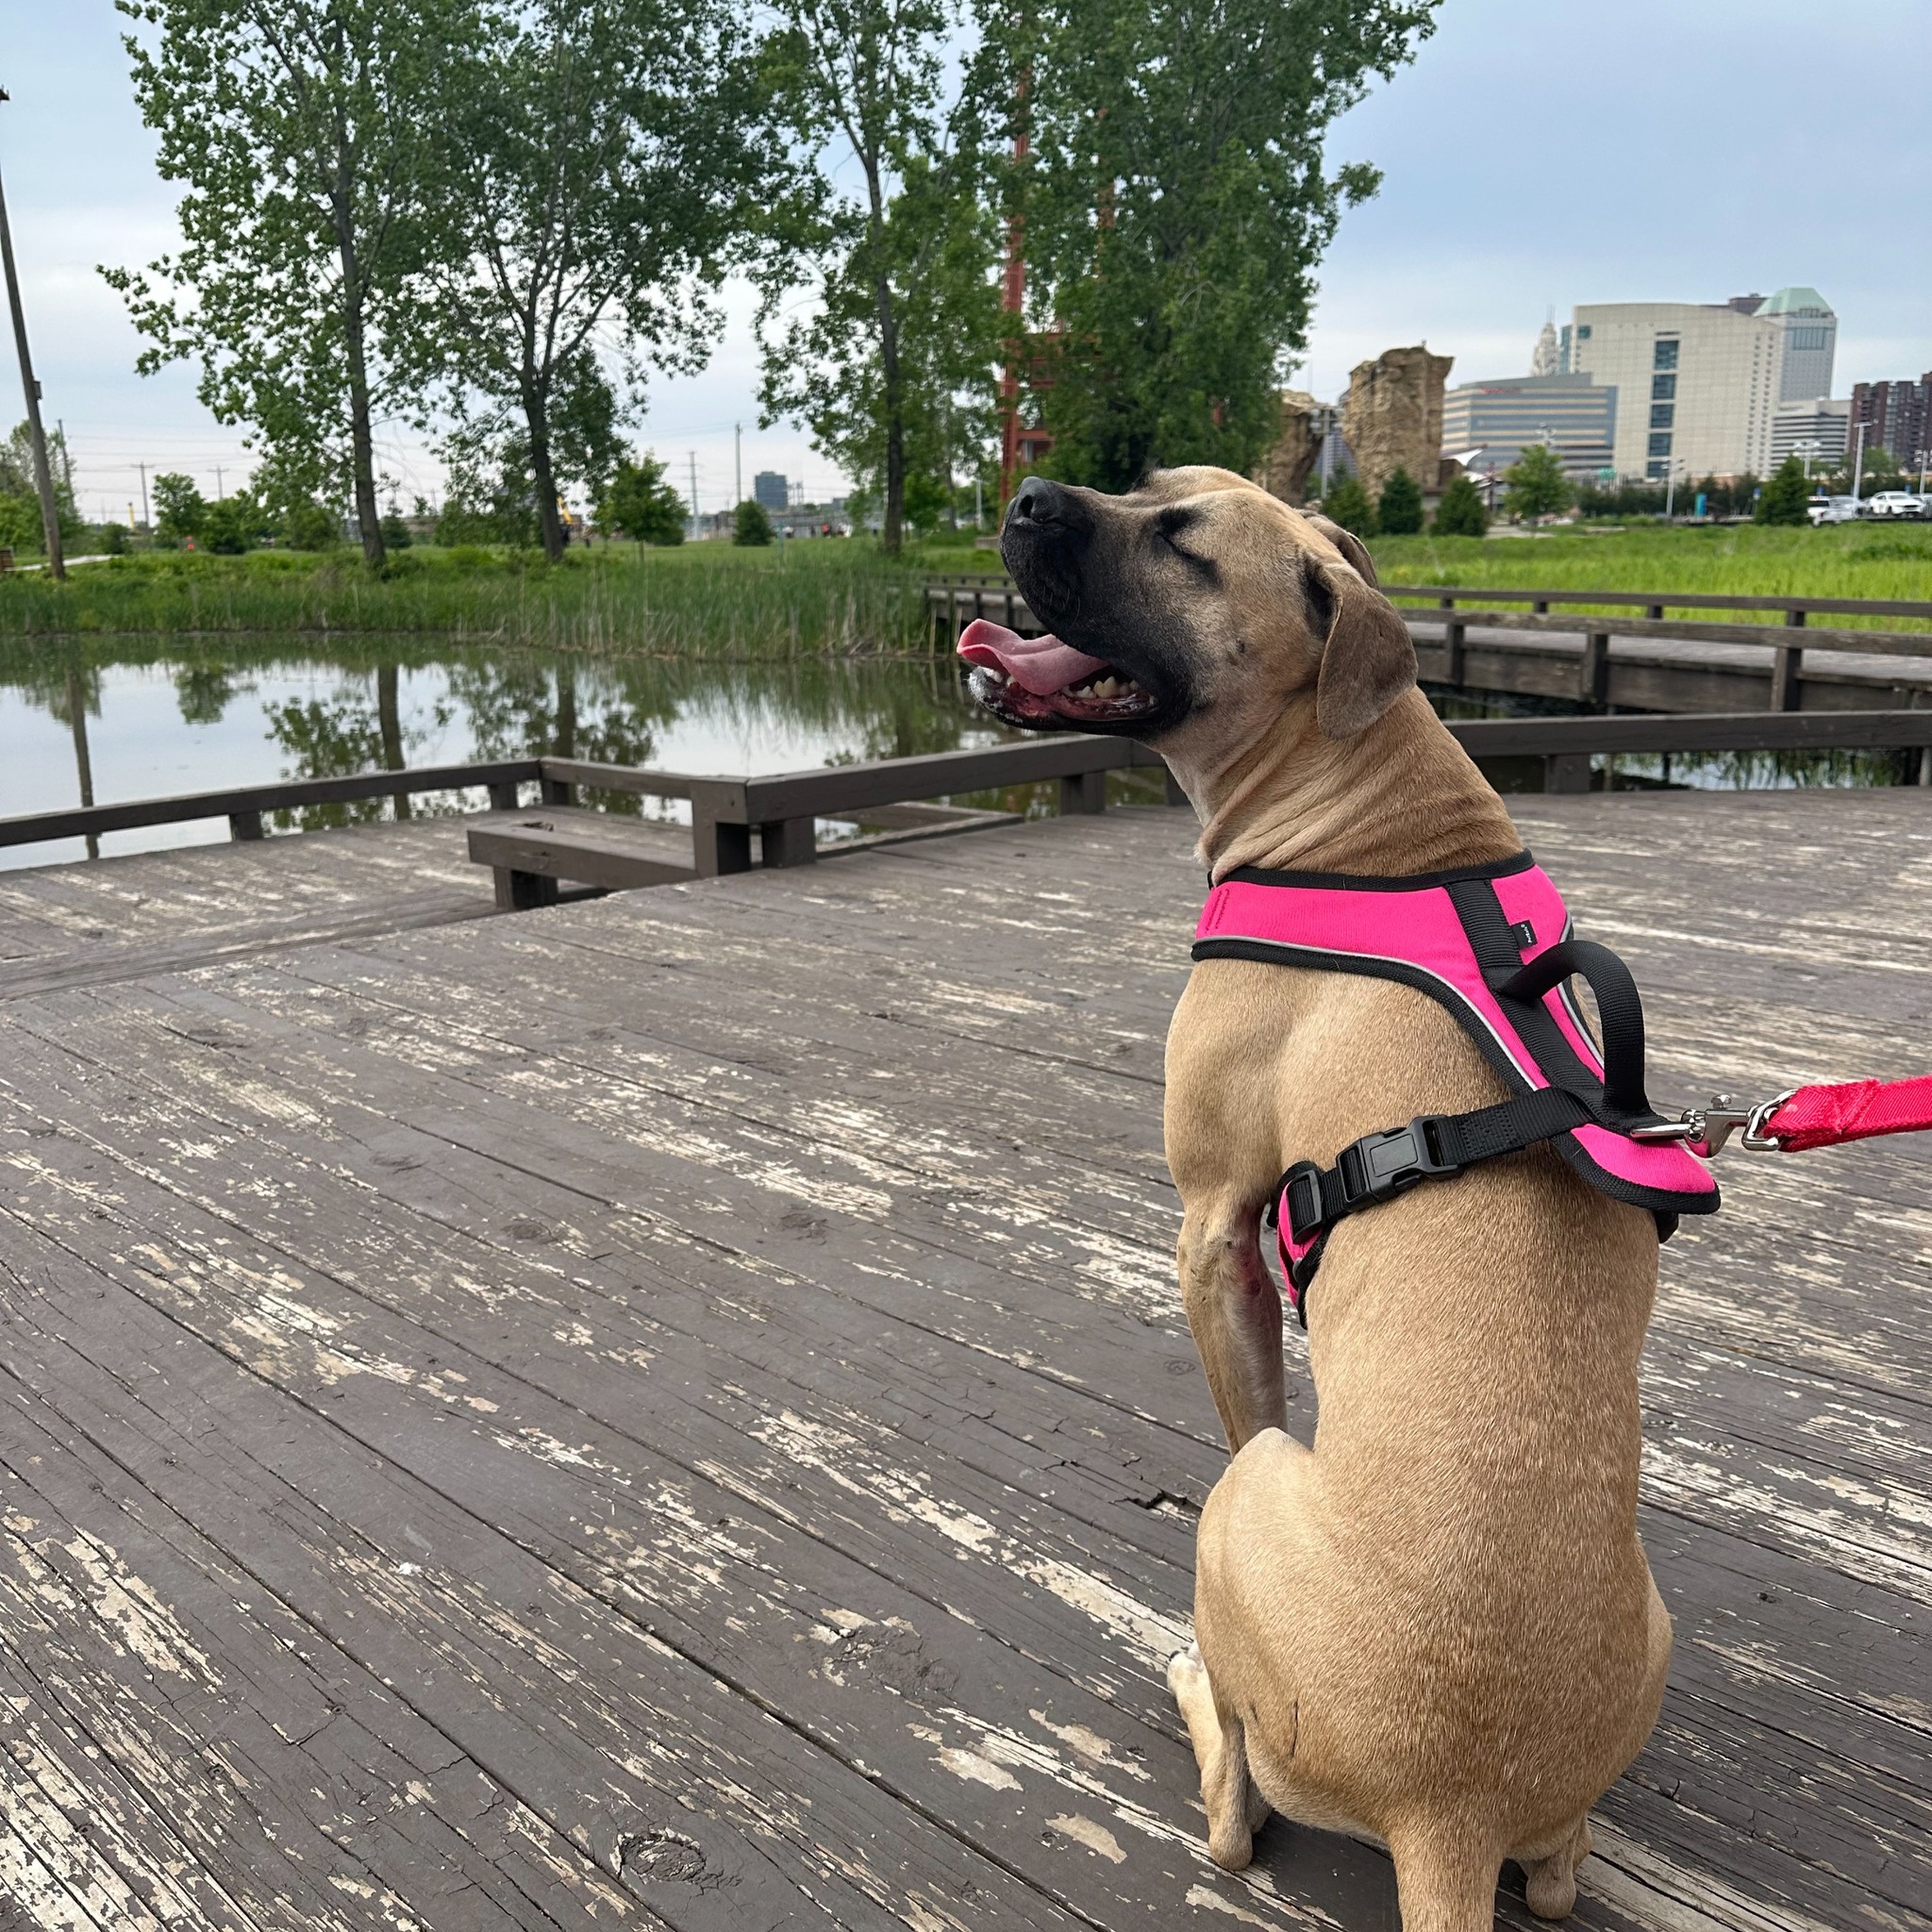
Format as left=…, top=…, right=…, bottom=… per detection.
left=1368, top=522, right=1932, bottom=626
left=0, top=539, right=947, bottom=654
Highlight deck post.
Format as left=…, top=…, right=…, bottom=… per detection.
left=493, top=866, right=558, bottom=911
left=228, top=809, right=265, bottom=841
left=689, top=781, right=754, bottom=876
left=759, top=817, right=818, bottom=867
left=541, top=777, right=575, bottom=807
left=1445, top=620, right=1467, bottom=687
left=1544, top=753, right=1593, bottom=793
left=486, top=780, right=522, bottom=811
left=1579, top=632, right=1610, bottom=705
left=1772, top=606, right=1807, bottom=712
left=1058, top=770, right=1108, bottom=815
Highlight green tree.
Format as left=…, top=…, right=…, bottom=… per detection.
left=1376, top=465, right=1423, bottom=535
left=758, top=0, right=998, bottom=556
left=153, top=471, right=208, bottom=542
left=1502, top=441, right=1574, bottom=525
left=203, top=491, right=269, bottom=553
left=0, top=422, right=82, bottom=549
left=107, top=0, right=473, bottom=568
left=413, top=0, right=774, bottom=563
left=1320, top=471, right=1377, bottom=539
left=1014, top=0, right=1440, bottom=490
left=734, top=497, right=774, bottom=545
left=601, top=454, right=688, bottom=544
left=1756, top=455, right=1811, bottom=526
left=1432, top=472, right=1488, bottom=537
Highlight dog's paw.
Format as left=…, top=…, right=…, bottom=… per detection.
left=1166, top=1645, right=1207, bottom=1696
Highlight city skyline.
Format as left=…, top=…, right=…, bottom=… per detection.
left=2, top=0, right=1926, bottom=515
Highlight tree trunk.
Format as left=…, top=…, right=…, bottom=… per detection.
left=333, top=196, right=387, bottom=571
left=864, top=161, right=905, bottom=557
left=376, top=660, right=410, bottom=821
left=525, top=376, right=567, bottom=564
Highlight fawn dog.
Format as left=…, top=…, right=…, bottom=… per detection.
left=960, top=470, right=1669, bottom=1931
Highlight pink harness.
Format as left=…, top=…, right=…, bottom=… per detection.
left=1192, top=851, right=1718, bottom=1321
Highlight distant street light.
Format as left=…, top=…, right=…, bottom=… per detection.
left=1663, top=457, right=1686, bottom=522
left=0, top=88, right=66, bottom=580
left=1850, top=420, right=1870, bottom=507
left=1796, top=438, right=1821, bottom=479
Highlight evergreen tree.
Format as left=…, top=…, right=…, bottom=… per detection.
left=1432, top=472, right=1487, bottom=536
left=734, top=497, right=774, bottom=545
left=1501, top=441, right=1574, bottom=524
left=1756, top=455, right=1811, bottom=526
left=1376, top=466, right=1423, bottom=534
left=1320, top=471, right=1377, bottom=540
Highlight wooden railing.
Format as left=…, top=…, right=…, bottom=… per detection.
left=925, top=580, right=1932, bottom=712
left=3, top=712, right=1928, bottom=874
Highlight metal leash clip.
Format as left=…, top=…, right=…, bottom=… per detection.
left=1630, top=1091, right=1796, bottom=1158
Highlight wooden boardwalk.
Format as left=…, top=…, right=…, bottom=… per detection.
left=0, top=794, right=1926, bottom=1932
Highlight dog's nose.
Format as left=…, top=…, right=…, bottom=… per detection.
left=1006, top=475, right=1063, bottom=528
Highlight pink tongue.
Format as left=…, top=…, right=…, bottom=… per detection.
left=958, top=618, right=1109, bottom=697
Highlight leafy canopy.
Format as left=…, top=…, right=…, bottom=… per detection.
left=601, top=455, right=688, bottom=544
left=1376, top=466, right=1423, bottom=535
left=1432, top=472, right=1488, bottom=537
left=1756, top=456, right=1811, bottom=526
left=1017, top=0, right=1441, bottom=491
left=1502, top=441, right=1574, bottom=524
left=1320, top=471, right=1377, bottom=539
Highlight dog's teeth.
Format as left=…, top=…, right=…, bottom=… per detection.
left=1093, top=676, right=1119, bottom=697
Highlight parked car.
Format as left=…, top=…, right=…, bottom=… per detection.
left=1807, top=495, right=1866, bottom=525
left=1863, top=491, right=1929, bottom=521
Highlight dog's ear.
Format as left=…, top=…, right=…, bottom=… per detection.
left=1300, top=524, right=1416, bottom=740
left=1303, top=512, right=1381, bottom=587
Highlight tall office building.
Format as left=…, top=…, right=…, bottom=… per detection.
left=753, top=471, right=789, bottom=511
left=1757, top=288, right=1837, bottom=402
left=1441, top=374, right=1616, bottom=479
left=1567, top=289, right=1834, bottom=479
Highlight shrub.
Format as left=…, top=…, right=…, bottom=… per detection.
left=204, top=493, right=267, bottom=554
left=380, top=510, right=413, bottom=550
left=734, top=498, right=774, bottom=546
left=1376, top=467, right=1424, bottom=535
left=284, top=501, right=342, bottom=551
left=1432, top=474, right=1489, bottom=537
left=1320, top=472, right=1377, bottom=539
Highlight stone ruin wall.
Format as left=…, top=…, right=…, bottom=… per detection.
left=1254, top=391, right=1325, bottom=506
left=1340, top=346, right=1454, bottom=499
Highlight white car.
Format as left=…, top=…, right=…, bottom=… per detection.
left=1807, top=496, right=1865, bottom=525
left=1863, top=491, right=1928, bottom=521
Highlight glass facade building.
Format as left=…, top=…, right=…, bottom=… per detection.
left=1440, top=374, right=1617, bottom=480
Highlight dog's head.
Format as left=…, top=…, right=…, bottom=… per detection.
left=959, top=467, right=1416, bottom=754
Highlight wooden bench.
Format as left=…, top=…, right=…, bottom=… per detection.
left=469, top=800, right=1024, bottom=910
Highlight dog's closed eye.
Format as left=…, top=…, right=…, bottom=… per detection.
left=1156, top=509, right=1217, bottom=575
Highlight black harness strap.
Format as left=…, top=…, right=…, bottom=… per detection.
left=1263, top=929, right=1670, bottom=1324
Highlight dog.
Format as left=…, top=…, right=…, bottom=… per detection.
left=962, top=469, right=1671, bottom=1932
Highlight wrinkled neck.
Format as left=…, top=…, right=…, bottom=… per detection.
left=1180, top=689, right=1523, bottom=880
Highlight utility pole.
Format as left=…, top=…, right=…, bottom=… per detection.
left=734, top=423, right=741, bottom=508
left=0, top=91, right=66, bottom=579
left=687, top=451, right=698, bottom=529
left=138, top=459, right=150, bottom=530
left=216, top=464, right=225, bottom=501
left=1850, top=420, right=1869, bottom=505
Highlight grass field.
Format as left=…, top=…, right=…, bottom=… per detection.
left=1, top=520, right=1925, bottom=649
left=1369, top=521, right=1932, bottom=621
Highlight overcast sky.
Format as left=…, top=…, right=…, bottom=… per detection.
left=3, top=1, right=1926, bottom=522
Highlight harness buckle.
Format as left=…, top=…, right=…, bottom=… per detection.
left=1336, top=1116, right=1462, bottom=1209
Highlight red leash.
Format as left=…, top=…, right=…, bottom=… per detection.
left=1636, top=1076, right=1932, bottom=1158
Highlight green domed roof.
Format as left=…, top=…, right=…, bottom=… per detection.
left=1757, top=287, right=1832, bottom=317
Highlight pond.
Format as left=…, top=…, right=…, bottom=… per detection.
left=1, top=637, right=1912, bottom=872
left=0, top=639, right=1006, bottom=872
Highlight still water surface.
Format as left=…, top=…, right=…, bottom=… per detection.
left=0, top=640, right=998, bottom=871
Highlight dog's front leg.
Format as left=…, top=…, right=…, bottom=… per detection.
left=1176, top=1191, right=1285, bottom=1451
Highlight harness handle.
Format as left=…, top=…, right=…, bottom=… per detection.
left=1499, top=940, right=1651, bottom=1122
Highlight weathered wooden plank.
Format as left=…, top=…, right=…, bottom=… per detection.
left=8, top=981, right=1924, bottom=1932
left=0, top=1210, right=1089, bottom=1932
